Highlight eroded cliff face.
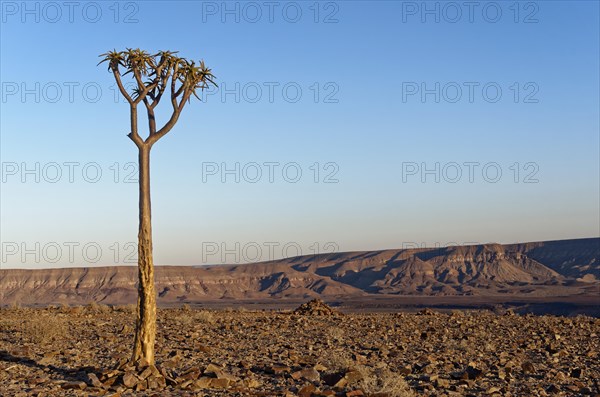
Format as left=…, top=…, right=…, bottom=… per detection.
left=506, top=238, right=600, bottom=278
left=1, top=238, right=598, bottom=306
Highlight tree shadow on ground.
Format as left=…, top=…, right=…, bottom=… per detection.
left=0, top=349, right=96, bottom=384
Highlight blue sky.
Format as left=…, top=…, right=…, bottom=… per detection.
left=1, top=0, right=599, bottom=268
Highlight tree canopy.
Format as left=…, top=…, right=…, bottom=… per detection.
left=99, top=48, right=216, bottom=147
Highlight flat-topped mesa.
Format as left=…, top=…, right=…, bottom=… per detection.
left=0, top=238, right=598, bottom=307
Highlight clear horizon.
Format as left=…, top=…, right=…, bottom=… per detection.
left=1, top=1, right=599, bottom=269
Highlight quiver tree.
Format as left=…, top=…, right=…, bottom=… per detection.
left=99, top=49, right=216, bottom=365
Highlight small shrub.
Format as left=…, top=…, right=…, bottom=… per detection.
left=24, top=315, right=69, bottom=344
left=88, top=302, right=111, bottom=314
left=60, top=304, right=83, bottom=315
left=194, top=310, right=215, bottom=324
left=59, top=303, right=84, bottom=315
left=113, top=304, right=136, bottom=314
left=356, top=365, right=414, bottom=397
left=175, top=309, right=215, bottom=326
left=319, top=349, right=353, bottom=372
left=328, top=327, right=345, bottom=342
left=176, top=314, right=194, bottom=326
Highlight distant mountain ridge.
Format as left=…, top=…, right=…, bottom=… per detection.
left=1, top=238, right=598, bottom=306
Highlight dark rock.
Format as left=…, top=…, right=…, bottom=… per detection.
left=466, top=364, right=483, bottom=380
left=322, top=372, right=345, bottom=386
left=570, top=367, right=583, bottom=378
left=521, top=361, right=535, bottom=374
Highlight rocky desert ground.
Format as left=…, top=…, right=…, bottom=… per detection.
left=1, top=300, right=599, bottom=397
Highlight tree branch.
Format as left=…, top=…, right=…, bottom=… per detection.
left=132, top=68, right=159, bottom=105
left=112, top=67, right=133, bottom=104
left=145, top=110, right=180, bottom=146
left=142, top=97, right=157, bottom=136
left=128, top=105, right=144, bottom=148
left=178, top=87, right=193, bottom=112
left=146, top=87, right=194, bottom=146
left=128, top=131, right=144, bottom=147
left=150, top=71, right=171, bottom=109
left=101, top=49, right=216, bottom=147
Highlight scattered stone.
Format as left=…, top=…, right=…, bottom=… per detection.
left=243, top=377, right=261, bottom=388
left=294, top=299, right=338, bottom=316
left=314, top=363, right=328, bottom=372
left=343, top=370, right=364, bottom=385
left=521, top=361, right=535, bottom=374
left=122, top=371, right=139, bottom=388
left=298, top=384, right=317, bottom=397
left=466, top=363, right=483, bottom=380
left=345, top=391, right=365, bottom=397
left=323, top=372, right=345, bottom=386
left=209, top=378, right=231, bottom=389
left=61, top=381, right=87, bottom=390
left=204, top=363, right=222, bottom=376
left=352, top=353, right=368, bottom=365
left=292, top=367, right=320, bottom=382
left=1, top=306, right=599, bottom=397
left=178, top=366, right=201, bottom=381
left=87, top=372, right=102, bottom=388
left=267, top=364, right=291, bottom=375
left=570, top=367, right=583, bottom=378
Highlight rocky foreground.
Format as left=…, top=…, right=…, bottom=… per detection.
left=1, top=302, right=599, bottom=397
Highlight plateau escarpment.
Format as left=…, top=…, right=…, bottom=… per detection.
left=0, top=238, right=598, bottom=307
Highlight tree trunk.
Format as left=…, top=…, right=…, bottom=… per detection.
left=132, top=144, right=157, bottom=365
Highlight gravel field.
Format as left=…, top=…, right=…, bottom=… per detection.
left=0, top=302, right=599, bottom=396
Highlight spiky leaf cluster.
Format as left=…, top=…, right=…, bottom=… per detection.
left=99, top=48, right=216, bottom=146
